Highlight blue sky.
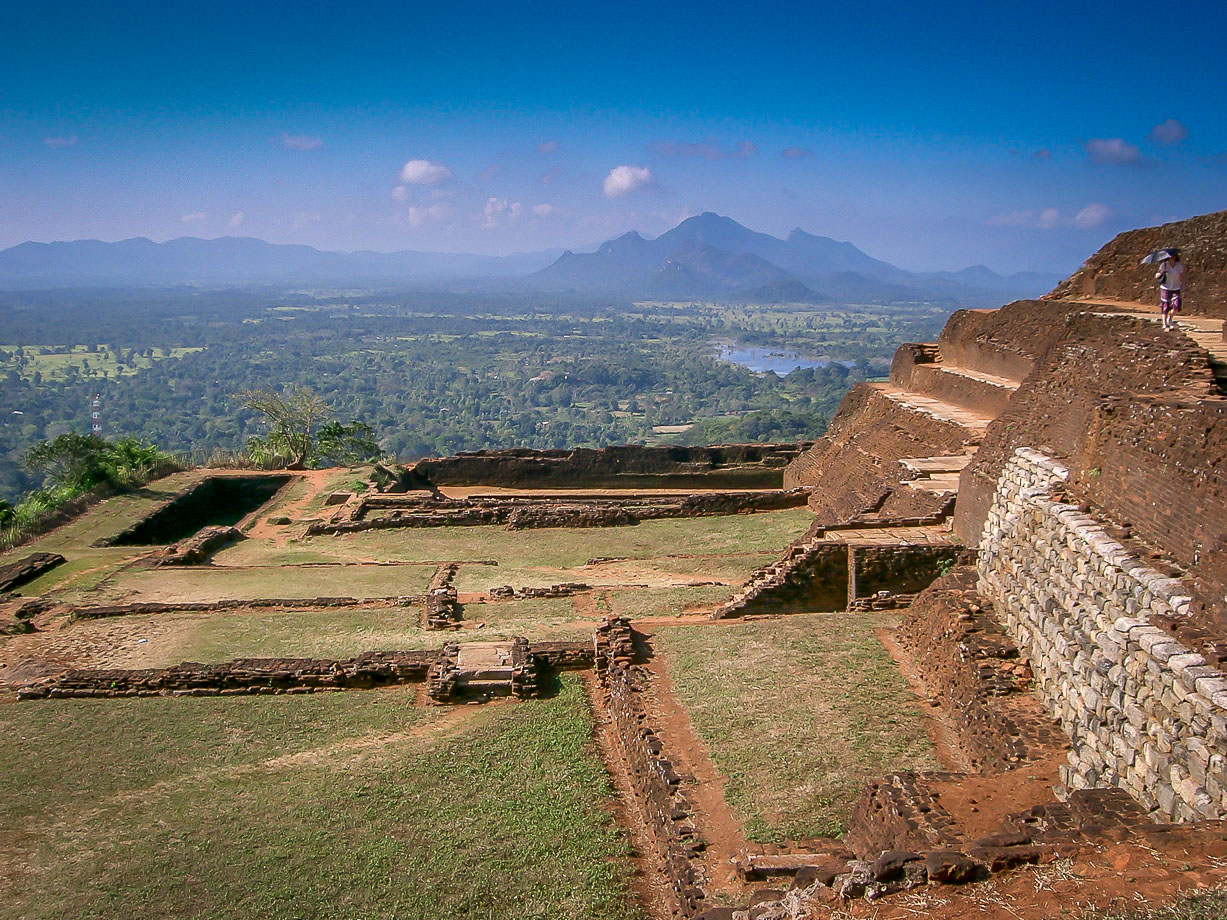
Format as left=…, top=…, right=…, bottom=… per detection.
left=2, top=0, right=1225, bottom=273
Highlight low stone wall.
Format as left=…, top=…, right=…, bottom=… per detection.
left=17, top=639, right=594, bottom=701
left=0, top=552, right=66, bottom=592
left=409, top=443, right=810, bottom=490
left=309, top=489, right=811, bottom=535
left=156, top=526, right=243, bottom=566
left=17, top=651, right=438, bottom=699
left=71, top=595, right=423, bottom=619
left=978, top=447, right=1227, bottom=821
left=594, top=617, right=712, bottom=917
left=424, top=563, right=462, bottom=629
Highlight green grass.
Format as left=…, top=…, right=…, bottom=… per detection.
left=0, top=676, right=642, bottom=920
left=108, top=600, right=595, bottom=667
left=281, top=509, right=812, bottom=593
left=604, top=584, right=735, bottom=618
left=655, top=613, right=940, bottom=842
left=97, top=563, right=436, bottom=604
left=1083, top=891, right=1227, bottom=920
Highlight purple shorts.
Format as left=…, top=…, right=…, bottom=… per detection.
left=1161, top=288, right=1182, bottom=315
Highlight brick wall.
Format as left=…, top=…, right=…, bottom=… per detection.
left=1048, top=209, right=1227, bottom=318
left=955, top=311, right=1227, bottom=631
left=978, top=448, right=1227, bottom=822
left=784, top=384, right=975, bottom=524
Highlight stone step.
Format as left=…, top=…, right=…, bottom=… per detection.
left=908, top=363, right=1020, bottom=418
left=870, top=383, right=996, bottom=437
left=1110, top=311, right=1227, bottom=393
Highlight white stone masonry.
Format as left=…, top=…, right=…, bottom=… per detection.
left=978, top=448, right=1227, bottom=822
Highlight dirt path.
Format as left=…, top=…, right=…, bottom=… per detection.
left=243, top=470, right=334, bottom=544
left=636, top=631, right=755, bottom=901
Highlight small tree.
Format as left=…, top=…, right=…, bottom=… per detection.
left=314, top=420, right=381, bottom=466
left=240, top=387, right=329, bottom=469
left=240, top=387, right=379, bottom=469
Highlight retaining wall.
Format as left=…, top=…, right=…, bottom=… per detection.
left=978, top=448, right=1227, bottom=821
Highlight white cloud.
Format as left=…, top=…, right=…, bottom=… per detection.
left=1149, top=118, right=1188, bottom=146
left=391, top=185, right=409, bottom=202
left=181, top=211, right=209, bottom=224
left=986, top=203, right=1109, bottom=230
left=282, top=133, right=322, bottom=151
left=1073, top=202, right=1111, bottom=228
left=1085, top=137, right=1142, bottom=165
left=532, top=203, right=559, bottom=217
left=43, top=135, right=77, bottom=148
left=229, top=210, right=245, bottom=228
left=292, top=212, right=323, bottom=229
left=780, top=146, right=814, bottom=159
left=407, top=203, right=451, bottom=228
left=482, top=197, right=523, bottom=228
left=538, top=140, right=559, bottom=154
left=400, top=158, right=454, bottom=185
left=603, top=164, right=654, bottom=197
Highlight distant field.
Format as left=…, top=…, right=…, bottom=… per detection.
left=0, top=344, right=203, bottom=382
left=0, top=676, right=642, bottom=920
left=655, top=613, right=940, bottom=842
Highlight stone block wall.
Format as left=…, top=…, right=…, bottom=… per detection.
left=978, top=448, right=1227, bottom=821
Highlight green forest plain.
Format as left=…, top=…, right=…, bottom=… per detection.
left=0, top=288, right=951, bottom=500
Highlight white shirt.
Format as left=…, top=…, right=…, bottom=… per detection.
left=1162, top=261, right=1184, bottom=291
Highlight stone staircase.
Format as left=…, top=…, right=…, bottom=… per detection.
left=1175, top=315, right=1227, bottom=392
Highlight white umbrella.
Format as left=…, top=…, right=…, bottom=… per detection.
left=1141, top=249, right=1177, bottom=264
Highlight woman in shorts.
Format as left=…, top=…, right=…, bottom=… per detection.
left=1157, top=249, right=1185, bottom=330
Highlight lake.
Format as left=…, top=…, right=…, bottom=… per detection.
left=715, top=343, right=838, bottom=375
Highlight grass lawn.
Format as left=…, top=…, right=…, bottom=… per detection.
left=0, top=676, right=642, bottom=920
left=97, top=563, right=436, bottom=604
left=604, top=584, right=735, bottom=619
left=287, top=509, right=812, bottom=593
left=104, top=599, right=596, bottom=667
left=654, top=613, right=939, bottom=842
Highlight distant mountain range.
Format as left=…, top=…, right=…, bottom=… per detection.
left=531, top=212, right=1060, bottom=302
left=0, top=213, right=1061, bottom=302
left=0, top=236, right=565, bottom=288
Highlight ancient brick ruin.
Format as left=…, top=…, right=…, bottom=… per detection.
left=7, top=211, right=1227, bottom=919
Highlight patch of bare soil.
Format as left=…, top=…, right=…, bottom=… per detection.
left=831, top=839, right=1227, bottom=920
left=0, top=611, right=202, bottom=685
left=244, top=469, right=334, bottom=544
left=637, top=629, right=756, bottom=902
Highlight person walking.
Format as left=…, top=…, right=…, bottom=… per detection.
left=1157, top=249, right=1185, bottom=330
